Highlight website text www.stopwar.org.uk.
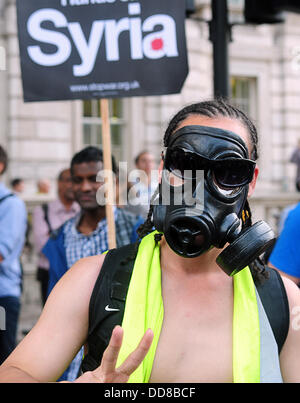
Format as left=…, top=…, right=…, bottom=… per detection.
left=69, top=80, right=140, bottom=94
left=61, top=0, right=133, bottom=7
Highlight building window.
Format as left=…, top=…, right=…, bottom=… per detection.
left=228, top=0, right=244, bottom=7
left=82, top=99, right=124, bottom=162
left=230, top=76, right=257, bottom=119
left=228, top=0, right=245, bottom=23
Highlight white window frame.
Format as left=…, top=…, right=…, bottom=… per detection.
left=230, top=76, right=258, bottom=120
left=230, top=60, right=272, bottom=186
left=81, top=99, right=126, bottom=163
left=72, top=97, right=147, bottom=170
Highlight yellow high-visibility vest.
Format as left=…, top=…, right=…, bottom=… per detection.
left=117, top=231, right=283, bottom=383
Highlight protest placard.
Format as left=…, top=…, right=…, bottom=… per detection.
left=17, top=0, right=189, bottom=247
left=17, top=0, right=188, bottom=102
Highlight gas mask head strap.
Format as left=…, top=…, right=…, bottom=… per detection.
left=166, top=125, right=250, bottom=159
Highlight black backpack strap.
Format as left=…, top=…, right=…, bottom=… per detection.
left=41, top=203, right=52, bottom=234
left=255, top=267, right=290, bottom=353
left=0, top=193, right=14, bottom=204
left=81, top=242, right=138, bottom=372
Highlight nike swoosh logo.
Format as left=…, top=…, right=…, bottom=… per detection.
left=105, top=305, right=120, bottom=312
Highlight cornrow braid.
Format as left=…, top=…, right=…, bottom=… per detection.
left=163, top=98, right=259, bottom=161
left=137, top=185, right=160, bottom=240
left=119, top=186, right=160, bottom=266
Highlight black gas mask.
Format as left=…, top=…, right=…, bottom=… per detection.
left=153, top=125, right=275, bottom=276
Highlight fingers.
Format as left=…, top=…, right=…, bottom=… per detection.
left=100, top=326, right=124, bottom=375
left=93, top=327, right=154, bottom=383
left=117, top=328, right=154, bottom=377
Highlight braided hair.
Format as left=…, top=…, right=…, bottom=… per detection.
left=137, top=98, right=268, bottom=281
left=163, top=98, right=259, bottom=160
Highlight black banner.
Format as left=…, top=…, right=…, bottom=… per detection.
left=16, top=0, right=189, bottom=102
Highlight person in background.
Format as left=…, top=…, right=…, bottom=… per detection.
left=126, top=150, right=158, bottom=219
left=10, top=178, right=25, bottom=195
left=32, top=169, right=80, bottom=306
left=290, top=139, right=300, bottom=192
left=269, top=202, right=300, bottom=286
left=42, top=146, right=141, bottom=381
left=0, top=146, right=27, bottom=364
left=277, top=203, right=298, bottom=234
left=36, top=179, right=51, bottom=195
left=10, top=178, right=32, bottom=256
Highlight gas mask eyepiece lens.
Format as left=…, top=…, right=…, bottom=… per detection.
left=212, top=159, right=256, bottom=188
left=164, top=147, right=256, bottom=189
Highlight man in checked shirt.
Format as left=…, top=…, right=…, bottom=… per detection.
left=42, top=146, right=142, bottom=382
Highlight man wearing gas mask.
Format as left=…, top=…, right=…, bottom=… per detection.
left=1, top=99, right=300, bottom=384
left=152, top=115, right=272, bottom=276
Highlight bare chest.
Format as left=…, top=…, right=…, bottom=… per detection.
left=149, top=277, right=233, bottom=383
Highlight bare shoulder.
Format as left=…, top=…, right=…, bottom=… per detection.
left=279, top=275, right=300, bottom=382
left=0, top=254, right=107, bottom=382
left=58, top=254, right=106, bottom=289
left=280, top=275, right=300, bottom=329
left=45, top=254, right=106, bottom=309
left=280, top=275, right=300, bottom=306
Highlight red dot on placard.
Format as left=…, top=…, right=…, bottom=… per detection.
left=151, top=38, right=164, bottom=51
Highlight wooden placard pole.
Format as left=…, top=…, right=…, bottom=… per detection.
left=100, top=98, right=116, bottom=249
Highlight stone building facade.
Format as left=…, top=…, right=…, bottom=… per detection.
left=1, top=0, right=300, bottom=335
left=0, top=0, right=300, bottom=224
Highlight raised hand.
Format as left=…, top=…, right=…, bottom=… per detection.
left=75, top=326, right=154, bottom=383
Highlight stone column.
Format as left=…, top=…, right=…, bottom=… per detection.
left=4, top=0, right=77, bottom=195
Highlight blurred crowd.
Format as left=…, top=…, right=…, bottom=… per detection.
left=0, top=144, right=158, bottom=370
